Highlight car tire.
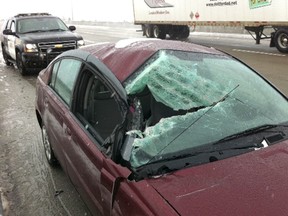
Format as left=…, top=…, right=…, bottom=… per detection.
left=41, top=124, right=58, bottom=166
left=16, top=51, right=27, bottom=75
left=274, top=29, right=288, bottom=53
left=1, top=46, right=13, bottom=66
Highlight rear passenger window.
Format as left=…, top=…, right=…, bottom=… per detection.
left=50, top=58, right=81, bottom=105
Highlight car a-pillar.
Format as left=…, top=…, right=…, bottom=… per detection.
left=274, top=27, right=288, bottom=53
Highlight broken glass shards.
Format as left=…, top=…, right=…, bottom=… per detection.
left=125, top=51, right=226, bottom=111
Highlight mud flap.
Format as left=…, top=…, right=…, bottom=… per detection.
left=270, top=32, right=275, bottom=47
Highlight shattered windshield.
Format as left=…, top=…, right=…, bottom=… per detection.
left=124, top=50, right=288, bottom=168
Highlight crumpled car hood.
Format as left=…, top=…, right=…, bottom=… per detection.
left=146, top=140, right=288, bottom=215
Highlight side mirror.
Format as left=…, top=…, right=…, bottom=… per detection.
left=68, top=26, right=76, bottom=31
left=3, top=29, right=15, bottom=35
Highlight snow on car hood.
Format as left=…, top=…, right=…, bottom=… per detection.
left=19, top=31, right=82, bottom=43
left=145, top=140, right=288, bottom=216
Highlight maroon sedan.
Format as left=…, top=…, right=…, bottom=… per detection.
left=35, top=39, right=288, bottom=215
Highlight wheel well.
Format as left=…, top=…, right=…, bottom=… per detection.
left=36, top=110, right=43, bottom=128
left=15, top=48, right=20, bottom=54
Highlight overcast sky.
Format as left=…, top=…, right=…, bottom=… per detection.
left=0, top=0, right=134, bottom=21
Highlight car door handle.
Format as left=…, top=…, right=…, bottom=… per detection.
left=65, top=127, right=71, bottom=136
left=44, top=97, right=48, bottom=107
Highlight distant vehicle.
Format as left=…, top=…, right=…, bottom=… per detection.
left=36, top=39, right=288, bottom=215
left=0, top=13, right=84, bottom=75
left=133, top=0, right=288, bottom=53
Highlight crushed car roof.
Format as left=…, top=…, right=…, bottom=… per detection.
left=80, top=39, right=225, bottom=82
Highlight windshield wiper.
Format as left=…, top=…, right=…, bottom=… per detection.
left=153, top=141, right=262, bottom=164
left=48, top=28, right=65, bottom=32
left=144, top=84, right=240, bottom=165
left=22, top=30, right=47, bottom=34
left=134, top=141, right=260, bottom=180
left=213, top=124, right=285, bottom=145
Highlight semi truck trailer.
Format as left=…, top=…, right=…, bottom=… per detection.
left=132, top=0, right=288, bottom=53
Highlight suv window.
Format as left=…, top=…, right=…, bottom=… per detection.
left=10, top=21, right=16, bottom=32
left=50, top=58, right=82, bottom=105
left=4, top=20, right=12, bottom=30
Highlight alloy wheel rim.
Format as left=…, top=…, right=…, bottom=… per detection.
left=17, top=57, right=22, bottom=70
left=154, top=27, right=159, bottom=38
left=278, top=33, right=288, bottom=49
left=42, top=126, right=51, bottom=160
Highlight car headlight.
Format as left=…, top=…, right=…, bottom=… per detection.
left=24, top=44, right=38, bottom=53
left=77, top=40, right=85, bottom=47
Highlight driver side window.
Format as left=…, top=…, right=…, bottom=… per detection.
left=10, top=21, right=16, bottom=32
left=76, top=69, right=124, bottom=145
left=50, top=58, right=82, bottom=105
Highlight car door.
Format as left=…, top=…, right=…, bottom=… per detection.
left=1, top=20, right=11, bottom=55
left=7, top=20, right=16, bottom=60
left=44, top=58, right=82, bottom=170
left=61, top=57, right=131, bottom=215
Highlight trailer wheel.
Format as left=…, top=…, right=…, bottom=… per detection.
left=168, top=30, right=177, bottom=40
left=168, top=25, right=190, bottom=40
left=144, top=25, right=154, bottom=38
left=153, top=25, right=166, bottom=39
left=178, top=26, right=190, bottom=39
left=274, top=29, right=288, bottom=53
left=168, top=26, right=180, bottom=40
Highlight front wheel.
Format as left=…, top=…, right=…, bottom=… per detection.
left=16, top=51, right=27, bottom=75
left=1, top=46, right=13, bottom=66
left=41, top=124, right=58, bottom=166
left=274, top=29, right=288, bottom=53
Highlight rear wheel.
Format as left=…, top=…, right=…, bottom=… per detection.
left=168, top=25, right=190, bottom=40
left=41, top=124, right=58, bottom=166
left=1, top=46, right=13, bottom=66
left=178, top=26, right=190, bottom=39
left=153, top=25, right=166, bottom=39
left=16, top=51, right=27, bottom=75
left=274, top=29, right=288, bottom=53
left=144, top=25, right=154, bottom=38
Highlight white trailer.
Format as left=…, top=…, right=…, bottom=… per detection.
left=132, top=0, right=288, bottom=53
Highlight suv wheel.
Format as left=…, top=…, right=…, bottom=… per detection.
left=16, top=51, right=27, bottom=75
left=1, top=46, right=13, bottom=66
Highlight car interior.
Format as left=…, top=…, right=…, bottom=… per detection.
left=83, top=73, right=123, bottom=142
